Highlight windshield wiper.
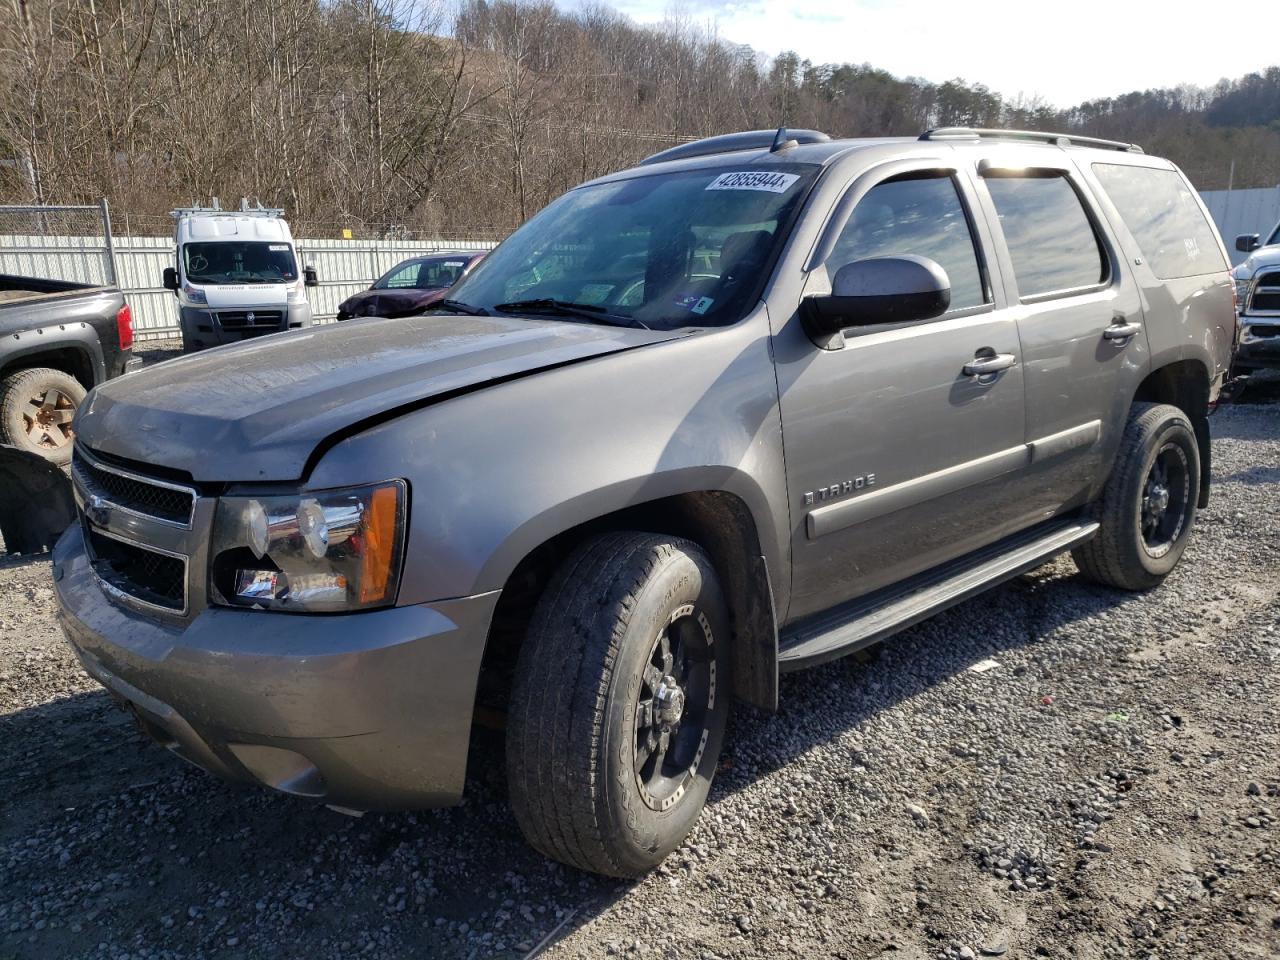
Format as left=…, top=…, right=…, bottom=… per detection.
left=430, top=298, right=489, bottom=316
left=493, top=298, right=649, bottom=330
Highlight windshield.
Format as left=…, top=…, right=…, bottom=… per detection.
left=373, top=255, right=472, bottom=290
left=446, top=165, right=817, bottom=329
left=183, top=241, right=298, bottom=284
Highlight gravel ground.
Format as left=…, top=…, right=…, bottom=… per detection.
left=1, top=367, right=1278, bottom=960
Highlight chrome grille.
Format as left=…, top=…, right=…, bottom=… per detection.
left=72, top=448, right=199, bottom=615
left=72, top=451, right=195, bottom=526
left=86, top=527, right=187, bottom=613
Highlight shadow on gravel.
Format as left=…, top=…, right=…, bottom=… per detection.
left=0, top=549, right=54, bottom=573
left=1218, top=465, right=1280, bottom=486
left=709, top=565, right=1132, bottom=801
left=0, top=688, right=628, bottom=959
left=0, top=563, right=1132, bottom=959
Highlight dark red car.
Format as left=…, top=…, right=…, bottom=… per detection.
left=336, top=252, right=486, bottom=321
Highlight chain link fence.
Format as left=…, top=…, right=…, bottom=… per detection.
left=0, top=201, right=119, bottom=287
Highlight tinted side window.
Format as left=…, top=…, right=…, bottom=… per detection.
left=832, top=175, right=987, bottom=311
left=1092, top=163, right=1227, bottom=279
left=985, top=175, right=1106, bottom=298
left=382, top=263, right=421, bottom=288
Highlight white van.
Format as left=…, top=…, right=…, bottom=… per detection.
left=162, top=200, right=318, bottom=351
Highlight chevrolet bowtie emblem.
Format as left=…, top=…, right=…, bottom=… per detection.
left=85, top=495, right=111, bottom=526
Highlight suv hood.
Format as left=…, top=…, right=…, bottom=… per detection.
left=76, top=314, right=682, bottom=482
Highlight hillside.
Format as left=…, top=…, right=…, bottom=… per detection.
left=2, top=0, right=1278, bottom=238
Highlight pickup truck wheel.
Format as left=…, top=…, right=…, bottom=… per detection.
left=0, top=367, right=86, bottom=466
left=506, top=532, right=731, bottom=878
left=1072, top=402, right=1200, bottom=591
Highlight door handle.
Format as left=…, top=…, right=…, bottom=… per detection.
left=963, top=352, right=1017, bottom=377
left=1103, top=319, right=1142, bottom=340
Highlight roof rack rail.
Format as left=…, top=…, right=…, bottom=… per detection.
left=919, top=127, right=1143, bottom=154
left=170, top=197, right=286, bottom=219
left=640, top=128, right=831, bottom=166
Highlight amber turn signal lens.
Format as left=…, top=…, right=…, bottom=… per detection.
left=358, top=483, right=400, bottom=604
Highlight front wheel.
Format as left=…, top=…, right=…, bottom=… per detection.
left=506, top=532, right=731, bottom=877
left=1072, top=402, right=1201, bottom=591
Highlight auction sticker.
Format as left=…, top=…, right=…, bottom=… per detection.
left=706, top=171, right=799, bottom=193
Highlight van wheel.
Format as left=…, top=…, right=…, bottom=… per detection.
left=507, top=532, right=730, bottom=878
left=0, top=367, right=86, bottom=466
left=1072, top=402, right=1200, bottom=591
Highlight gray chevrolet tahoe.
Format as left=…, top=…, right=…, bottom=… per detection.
left=53, top=127, right=1235, bottom=878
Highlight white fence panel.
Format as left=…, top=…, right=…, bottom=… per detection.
left=1200, top=186, right=1280, bottom=266
left=0, top=233, right=499, bottom=340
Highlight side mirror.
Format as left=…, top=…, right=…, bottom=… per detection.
left=801, top=255, right=951, bottom=337
left=1236, top=234, right=1261, bottom=254
left=303, top=265, right=319, bottom=287
left=162, top=267, right=179, bottom=293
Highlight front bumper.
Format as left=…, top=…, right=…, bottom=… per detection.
left=53, top=523, right=498, bottom=810
left=179, top=303, right=313, bottom=349
left=1236, top=317, right=1280, bottom=369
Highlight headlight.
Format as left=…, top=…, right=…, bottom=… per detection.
left=1236, top=278, right=1252, bottom=309
left=183, top=283, right=208, bottom=305
left=209, top=480, right=406, bottom=612
left=286, top=281, right=307, bottom=303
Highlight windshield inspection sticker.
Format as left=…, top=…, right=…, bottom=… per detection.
left=674, top=294, right=715, bottom=314
left=268, top=244, right=289, bottom=251
left=706, top=171, right=800, bottom=193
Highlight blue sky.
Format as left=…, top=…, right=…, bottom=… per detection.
left=582, top=0, right=1276, bottom=108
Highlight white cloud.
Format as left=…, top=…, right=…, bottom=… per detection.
left=592, top=0, right=1276, bottom=108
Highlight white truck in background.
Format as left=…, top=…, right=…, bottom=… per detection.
left=161, top=200, right=319, bottom=352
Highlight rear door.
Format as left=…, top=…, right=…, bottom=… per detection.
left=774, top=161, right=1030, bottom=621
left=970, top=151, right=1148, bottom=518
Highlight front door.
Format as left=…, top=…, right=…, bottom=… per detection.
left=773, top=165, right=1029, bottom=622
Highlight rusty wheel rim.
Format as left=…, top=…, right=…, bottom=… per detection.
left=23, top=387, right=76, bottom=450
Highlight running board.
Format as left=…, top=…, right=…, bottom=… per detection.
left=778, top=518, right=1099, bottom=671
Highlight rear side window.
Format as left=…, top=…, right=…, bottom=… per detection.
left=1092, top=163, right=1227, bottom=279
left=985, top=174, right=1106, bottom=299
left=831, top=174, right=987, bottom=311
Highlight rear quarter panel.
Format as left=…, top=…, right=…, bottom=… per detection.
left=1075, top=160, right=1234, bottom=393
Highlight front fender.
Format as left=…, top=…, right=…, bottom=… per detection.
left=307, top=312, right=791, bottom=611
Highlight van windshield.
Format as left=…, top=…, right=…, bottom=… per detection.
left=183, top=242, right=298, bottom=284
left=445, top=165, right=817, bottom=329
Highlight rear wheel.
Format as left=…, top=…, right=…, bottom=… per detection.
left=1072, top=402, right=1200, bottom=591
left=506, top=532, right=731, bottom=877
left=0, top=367, right=85, bottom=466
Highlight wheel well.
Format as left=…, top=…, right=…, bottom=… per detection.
left=473, top=491, right=779, bottom=735
left=1132, top=359, right=1211, bottom=508
left=0, top=348, right=95, bottom=391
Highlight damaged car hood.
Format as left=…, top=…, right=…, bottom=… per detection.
left=76, top=314, right=682, bottom=482
left=339, top=287, right=448, bottom=318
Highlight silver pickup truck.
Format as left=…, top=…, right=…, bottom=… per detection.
left=53, top=127, right=1235, bottom=878
left=1233, top=222, right=1280, bottom=370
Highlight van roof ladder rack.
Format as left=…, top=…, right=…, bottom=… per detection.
left=170, top=197, right=286, bottom=219
left=920, top=127, right=1143, bottom=154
